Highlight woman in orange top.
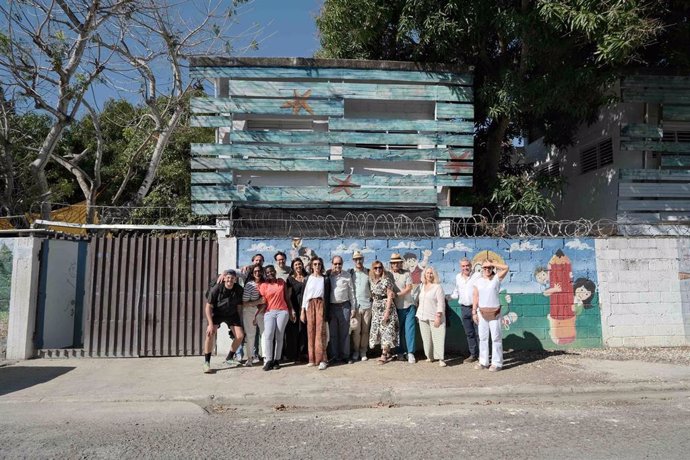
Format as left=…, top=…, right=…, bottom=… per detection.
left=257, top=265, right=295, bottom=371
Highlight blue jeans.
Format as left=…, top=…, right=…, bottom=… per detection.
left=328, top=302, right=351, bottom=361
left=396, top=306, right=417, bottom=355
left=460, top=304, right=479, bottom=358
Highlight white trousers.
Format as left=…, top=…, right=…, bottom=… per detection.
left=242, top=306, right=264, bottom=360
left=478, top=313, right=503, bottom=368
left=418, top=319, right=446, bottom=361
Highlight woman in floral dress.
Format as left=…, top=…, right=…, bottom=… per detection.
left=368, top=261, right=398, bottom=364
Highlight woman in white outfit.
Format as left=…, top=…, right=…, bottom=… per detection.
left=415, top=267, right=447, bottom=367
left=472, top=259, right=509, bottom=371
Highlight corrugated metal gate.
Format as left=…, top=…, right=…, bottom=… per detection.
left=84, top=234, right=217, bottom=357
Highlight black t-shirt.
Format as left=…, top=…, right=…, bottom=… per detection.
left=207, top=282, right=243, bottom=317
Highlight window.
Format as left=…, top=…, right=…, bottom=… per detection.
left=580, top=138, right=613, bottom=174
left=662, top=130, right=690, bottom=143
left=537, top=160, right=560, bottom=178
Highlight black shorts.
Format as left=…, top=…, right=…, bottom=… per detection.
left=213, top=313, right=242, bottom=328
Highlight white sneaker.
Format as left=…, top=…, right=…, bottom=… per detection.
left=439, top=360, right=447, bottom=367
left=408, top=355, right=416, bottom=364
left=361, top=355, right=368, bottom=361
left=318, top=362, right=328, bottom=370
left=252, top=356, right=260, bottom=364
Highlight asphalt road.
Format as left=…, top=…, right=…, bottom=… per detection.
left=2, top=391, right=689, bottom=459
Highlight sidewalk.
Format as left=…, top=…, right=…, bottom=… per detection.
left=2, top=349, right=690, bottom=410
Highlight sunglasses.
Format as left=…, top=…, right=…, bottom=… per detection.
left=373, top=266, right=383, bottom=270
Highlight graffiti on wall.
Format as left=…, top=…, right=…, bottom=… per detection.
left=238, top=237, right=602, bottom=350
left=0, top=240, right=14, bottom=315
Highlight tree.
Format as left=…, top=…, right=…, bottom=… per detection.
left=316, top=0, right=666, bottom=209
left=0, top=0, right=262, bottom=220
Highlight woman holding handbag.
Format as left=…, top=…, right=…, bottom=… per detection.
left=472, top=258, right=509, bottom=372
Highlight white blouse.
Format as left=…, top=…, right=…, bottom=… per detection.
left=301, top=275, right=325, bottom=310
left=415, top=283, right=445, bottom=322
left=474, top=276, right=501, bottom=308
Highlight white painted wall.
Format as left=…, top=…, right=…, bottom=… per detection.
left=6, top=238, right=42, bottom=360
left=596, top=238, right=689, bottom=347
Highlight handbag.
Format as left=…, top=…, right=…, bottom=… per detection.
left=479, top=307, right=501, bottom=321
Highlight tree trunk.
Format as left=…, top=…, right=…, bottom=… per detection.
left=31, top=122, right=67, bottom=219
left=133, top=106, right=184, bottom=203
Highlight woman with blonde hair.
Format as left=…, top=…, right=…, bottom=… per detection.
left=368, top=260, right=398, bottom=364
left=415, top=267, right=447, bottom=367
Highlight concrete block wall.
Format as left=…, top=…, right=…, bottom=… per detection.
left=229, top=236, right=604, bottom=353
left=596, top=238, right=689, bottom=347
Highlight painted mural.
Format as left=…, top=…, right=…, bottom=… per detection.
left=237, top=237, right=602, bottom=351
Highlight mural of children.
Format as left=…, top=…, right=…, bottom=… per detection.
left=403, top=250, right=432, bottom=285
left=572, top=277, right=596, bottom=316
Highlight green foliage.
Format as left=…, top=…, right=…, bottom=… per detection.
left=491, top=170, right=564, bottom=216
left=316, top=0, right=679, bottom=215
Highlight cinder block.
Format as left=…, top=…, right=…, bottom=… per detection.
left=652, top=324, right=685, bottom=337
left=598, top=249, right=620, bottom=260
left=604, top=337, right=624, bottom=347
left=622, top=336, right=647, bottom=347
left=628, top=238, right=658, bottom=249
left=608, top=239, right=629, bottom=250
left=594, top=239, right=608, bottom=250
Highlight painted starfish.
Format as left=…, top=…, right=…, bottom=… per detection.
left=281, top=89, right=314, bottom=115
left=329, top=174, right=356, bottom=196
left=443, top=149, right=473, bottom=176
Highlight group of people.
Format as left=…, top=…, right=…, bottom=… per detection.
left=202, top=250, right=509, bottom=374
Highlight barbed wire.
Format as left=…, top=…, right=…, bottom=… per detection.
left=28, top=202, right=690, bottom=238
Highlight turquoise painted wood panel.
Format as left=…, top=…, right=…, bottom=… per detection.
left=190, top=97, right=344, bottom=116
left=661, top=155, right=690, bottom=167
left=191, top=144, right=331, bottom=159
left=618, top=200, right=690, bottom=212
left=436, top=161, right=474, bottom=175
left=619, top=183, right=690, bottom=198
left=327, top=173, right=435, bottom=187
left=437, top=206, right=473, bottom=218
left=435, top=103, right=474, bottom=120
left=341, top=147, right=473, bottom=161
left=620, top=124, right=663, bottom=139
left=191, top=157, right=343, bottom=172
left=192, top=185, right=438, bottom=204
left=619, top=169, right=690, bottom=181
left=226, top=81, right=472, bottom=102
left=620, top=140, right=690, bottom=153
left=622, top=75, right=690, bottom=88
left=622, top=88, right=690, bottom=104
left=329, top=118, right=474, bottom=133
left=190, top=116, right=231, bottom=128
left=190, top=66, right=473, bottom=85
left=191, top=172, right=233, bottom=184
left=435, top=175, right=473, bottom=187
left=230, top=131, right=474, bottom=146
left=193, top=203, right=233, bottom=215
left=664, top=105, right=690, bottom=122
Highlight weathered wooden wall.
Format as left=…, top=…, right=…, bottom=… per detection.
left=618, top=75, right=690, bottom=222
left=189, top=59, right=474, bottom=218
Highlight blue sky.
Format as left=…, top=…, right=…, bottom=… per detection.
left=235, top=0, right=323, bottom=58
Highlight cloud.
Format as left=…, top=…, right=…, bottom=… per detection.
left=438, top=241, right=472, bottom=255
left=390, top=241, right=421, bottom=250
left=332, top=243, right=374, bottom=255
left=246, top=242, right=276, bottom=252
left=565, top=238, right=594, bottom=251
left=506, top=241, right=542, bottom=252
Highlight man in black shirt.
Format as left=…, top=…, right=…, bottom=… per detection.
left=203, top=269, right=245, bottom=374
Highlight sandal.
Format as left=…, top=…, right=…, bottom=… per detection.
left=377, top=353, right=390, bottom=365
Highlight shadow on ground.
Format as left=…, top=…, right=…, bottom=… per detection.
left=0, top=366, right=75, bottom=397
left=502, top=331, right=572, bottom=369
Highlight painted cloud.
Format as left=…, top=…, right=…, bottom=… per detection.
left=565, top=238, right=594, bottom=250
left=332, top=243, right=374, bottom=255
left=246, top=242, right=276, bottom=252
left=507, top=241, right=542, bottom=252
left=390, top=241, right=422, bottom=250
left=438, top=241, right=472, bottom=255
